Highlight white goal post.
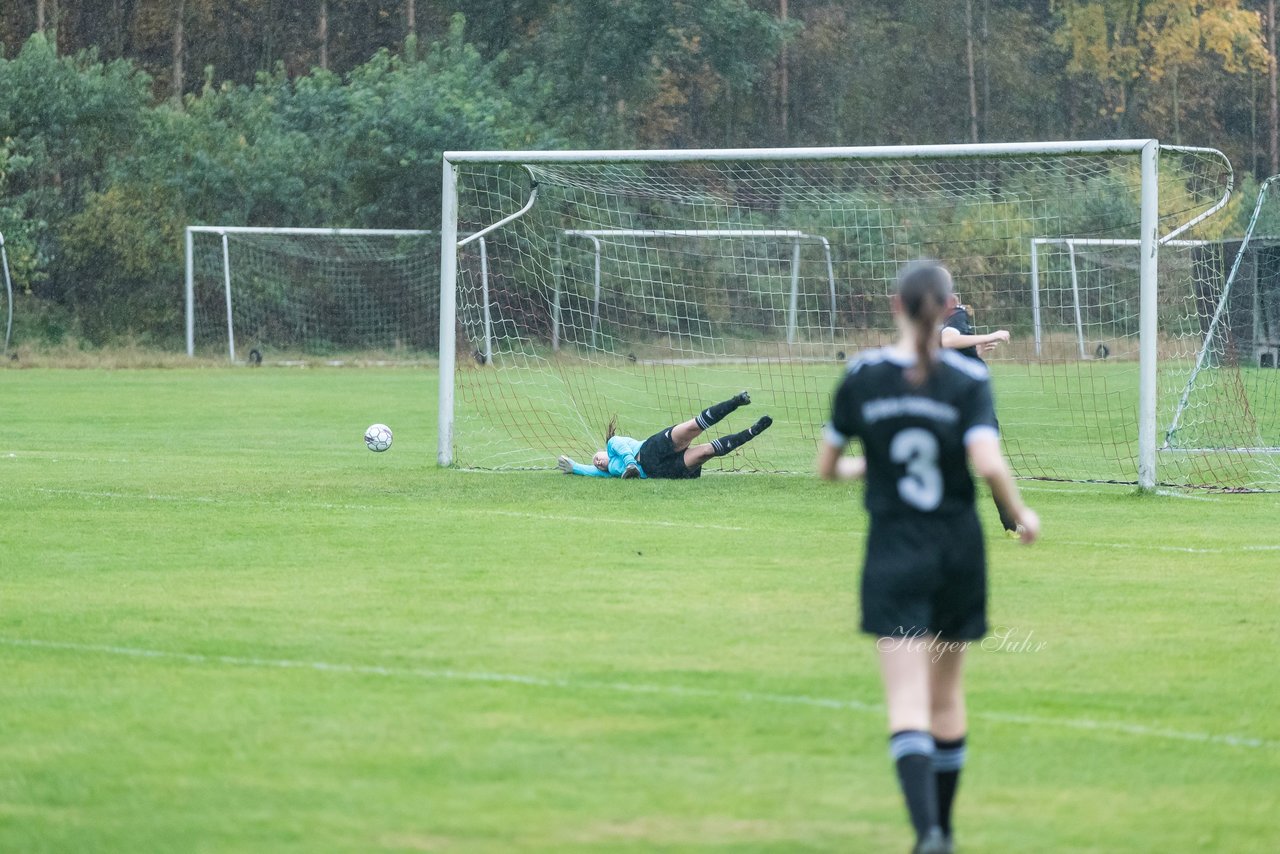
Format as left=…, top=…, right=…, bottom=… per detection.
left=439, top=140, right=1253, bottom=489
left=0, top=231, right=12, bottom=354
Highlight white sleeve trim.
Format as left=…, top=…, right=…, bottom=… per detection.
left=964, top=424, right=999, bottom=446
left=822, top=423, right=850, bottom=448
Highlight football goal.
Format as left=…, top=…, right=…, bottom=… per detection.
left=438, top=140, right=1270, bottom=490
left=1027, top=212, right=1280, bottom=489
left=1028, top=237, right=1218, bottom=360
left=184, top=226, right=449, bottom=362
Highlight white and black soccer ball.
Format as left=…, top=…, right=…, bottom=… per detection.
left=364, top=423, right=393, bottom=452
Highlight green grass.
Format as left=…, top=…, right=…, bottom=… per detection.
left=2, top=367, right=1279, bottom=852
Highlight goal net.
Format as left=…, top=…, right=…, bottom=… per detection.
left=440, top=142, right=1253, bottom=488
left=1161, top=177, right=1280, bottom=488
left=1030, top=231, right=1280, bottom=491
left=185, top=227, right=441, bottom=362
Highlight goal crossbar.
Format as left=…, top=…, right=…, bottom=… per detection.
left=442, top=139, right=1160, bottom=165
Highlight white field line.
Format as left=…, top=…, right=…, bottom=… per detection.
left=1052, top=539, right=1280, bottom=554
left=23, top=487, right=1280, bottom=551
left=25, top=488, right=746, bottom=532
left=2, top=637, right=1274, bottom=752
left=1154, top=490, right=1225, bottom=502
left=33, top=488, right=224, bottom=504
left=472, top=508, right=746, bottom=532
left=1017, top=482, right=1133, bottom=495
left=1019, top=483, right=1228, bottom=502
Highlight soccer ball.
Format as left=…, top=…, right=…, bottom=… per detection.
left=364, top=423, right=393, bottom=452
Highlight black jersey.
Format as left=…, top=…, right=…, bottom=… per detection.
left=942, top=306, right=982, bottom=362
left=825, top=347, right=998, bottom=517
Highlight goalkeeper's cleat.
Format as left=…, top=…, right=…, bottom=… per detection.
left=734, top=390, right=751, bottom=406
left=622, top=463, right=641, bottom=479
left=749, top=415, right=773, bottom=436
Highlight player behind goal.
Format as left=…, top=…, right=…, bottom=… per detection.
left=557, top=392, right=772, bottom=479
left=940, top=290, right=1020, bottom=537
left=817, top=261, right=1039, bottom=854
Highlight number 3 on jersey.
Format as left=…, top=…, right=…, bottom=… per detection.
left=889, top=427, right=943, bottom=511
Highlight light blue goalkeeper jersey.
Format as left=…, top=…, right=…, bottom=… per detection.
left=569, top=435, right=648, bottom=478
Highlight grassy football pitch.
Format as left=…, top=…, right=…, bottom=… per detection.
left=2, top=368, right=1278, bottom=852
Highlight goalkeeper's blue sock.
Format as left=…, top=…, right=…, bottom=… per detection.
left=710, top=416, right=772, bottom=456
left=696, top=391, right=750, bottom=430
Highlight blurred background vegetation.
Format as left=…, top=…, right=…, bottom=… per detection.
left=4, top=1, right=1280, bottom=347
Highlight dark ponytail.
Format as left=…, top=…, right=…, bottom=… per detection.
left=896, top=261, right=953, bottom=385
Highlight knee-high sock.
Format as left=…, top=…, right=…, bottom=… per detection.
left=991, top=415, right=1018, bottom=531
left=695, top=392, right=749, bottom=430
left=710, top=416, right=772, bottom=456
left=890, top=730, right=940, bottom=841
left=993, top=493, right=1019, bottom=531
left=933, top=735, right=966, bottom=837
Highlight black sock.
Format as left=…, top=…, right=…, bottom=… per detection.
left=933, top=735, right=966, bottom=837
left=994, top=495, right=1019, bottom=531
left=709, top=416, right=772, bottom=456
left=890, top=730, right=939, bottom=841
left=695, top=391, right=749, bottom=430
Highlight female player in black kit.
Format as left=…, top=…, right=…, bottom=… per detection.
left=940, top=291, right=1021, bottom=536
left=817, top=261, right=1039, bottom=854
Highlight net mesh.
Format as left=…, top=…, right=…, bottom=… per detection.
left=188, top=230, right=439, bottom=361
left=1161, top=178, right=1280, bottom=489
left=448, top=149, right=1269, bottom=487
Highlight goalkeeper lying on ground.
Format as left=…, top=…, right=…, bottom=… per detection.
left=557, top=391, right=772, bottom=480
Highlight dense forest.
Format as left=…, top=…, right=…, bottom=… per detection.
left=2, top=0, right=1279, bottom=345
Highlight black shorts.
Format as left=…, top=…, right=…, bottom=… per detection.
left=860, top=510, right=987, bottom=641
left=636, top=427, right=703, bottom=480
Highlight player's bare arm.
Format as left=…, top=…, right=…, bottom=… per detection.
left=940, top=326, right=1010, bottom=350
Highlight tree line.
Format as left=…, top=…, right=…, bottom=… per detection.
left=1, top=1, right=1279, bottom=346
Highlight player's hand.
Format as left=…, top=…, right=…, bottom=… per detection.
left=1016, top=508, right=1040, bottom=545
left=990, top=329, right=1011, bottom=344
left=557, top=455, right=575, bottom=474
left=978, top=341, right=999, bottom=356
